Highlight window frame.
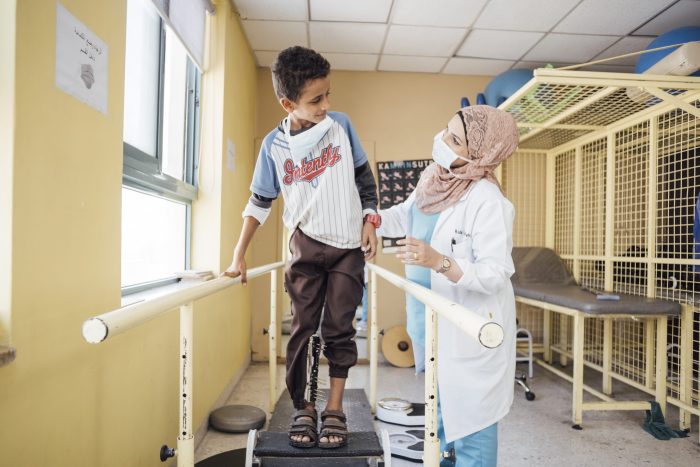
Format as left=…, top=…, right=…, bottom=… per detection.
left=121, top=10, right=201, bottom=295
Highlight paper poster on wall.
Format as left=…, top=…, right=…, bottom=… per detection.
left=55, top=3, right=108, bottom=114
left=376, top=159, right=432, bottom=251
left=226, top=138, right=236, bottom=172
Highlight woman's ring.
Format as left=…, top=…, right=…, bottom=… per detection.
left=413, top=252, right=418, bottom=260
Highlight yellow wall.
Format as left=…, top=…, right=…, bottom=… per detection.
left=0, top=0, right=16, bottom=344
left=0, top=1, right=259, bottom=465
left=254, top=69, right=491, bottom=343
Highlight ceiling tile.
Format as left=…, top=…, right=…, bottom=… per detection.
left=383, top=25, right=467, bottom=57
left=242, top=21, right=307, bottom=50
left=475, top=0, right=580, bottom=32
left=323, top=53, right=379, bottom=71
left=634, top=0, right=700, bottom=36
left=254, top=51, right=279, bottom=67
left=309, top=22, right=387, bottom=54
left=310, top=0, right=392, bottom=23
left=554, top=0, right=676, bottom=35
left=456, top=29, right=544, bottom=60
left=592, top=36, right=654, bottom=66
left=378, top=55, right=448, bottom=73
left=233, top=0, right=307, bottom=21
left=523, top=33, right=620, bottom=63
left=391, top=0, right=488, bottom=28
left=443, top=57, right=514, bottom=76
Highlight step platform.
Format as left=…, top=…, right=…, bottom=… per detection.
left=246, top=388, right=390, bottom=466
left=253, top=431, right=383, bottom=458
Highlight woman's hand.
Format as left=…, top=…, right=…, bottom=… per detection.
left=396, top=237, right=441, bottom=270
left=223, top=248, right=247, bottom=284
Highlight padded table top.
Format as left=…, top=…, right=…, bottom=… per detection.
left=513, top=283, right=680, bottom=316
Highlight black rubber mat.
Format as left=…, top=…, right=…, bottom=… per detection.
left=256, top=388, right=384, bottom=464
left=254, top=431, right=382, bottom=457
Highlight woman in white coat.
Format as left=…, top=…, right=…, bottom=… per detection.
left=377, top=105, right=519, bottom=466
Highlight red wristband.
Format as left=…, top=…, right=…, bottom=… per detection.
left=364, top=213, right=381, bottom=228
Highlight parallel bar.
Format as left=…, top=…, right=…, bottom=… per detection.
left=269, top=270, right=277, bottom=413
left=369, top=269, right=379, bottom=413
left=424, top=307, right=440, bottom=467
left=366, top=264, right=504, bottom=348
left=177, top=303, right=194, bottom=467
left=82, top=262, right=285, bottom=343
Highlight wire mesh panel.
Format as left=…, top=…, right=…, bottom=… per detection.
left=515, top=303, right=545, bottom=346
left=503, top=151, right=547, bottom=247
left=581, top=139, right=607, bottom=257
left=507, top=82, right=604, bottom=128
left=580, top=259, right=605, bottom=292
left=584, top=318, right=605, bottom=367
left=613, top=122, right=649, bottom=295
left=519, top=129, right=591, bottom=150
left=554, top=150, right=575, bottom=255
left=612, top=319, right=649, bottom=386
left=656, top=106, right=700, bottom=304
left=561, top=88, right=651, bottom=127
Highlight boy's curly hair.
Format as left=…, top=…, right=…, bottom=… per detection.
left=271, top=46, right=330, bottom=102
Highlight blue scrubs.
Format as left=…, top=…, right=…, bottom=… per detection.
left=407, top=204, right=499, bottom=466
left=405, top=203, right=439, bottom=373
left=438, top=397, right=498, bottom=467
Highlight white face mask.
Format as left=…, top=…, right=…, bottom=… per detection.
left=432, top=130, right=471, bottom=170
left=283, top=115, right=333, bottom=164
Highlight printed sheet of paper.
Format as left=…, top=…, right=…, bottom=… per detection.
left=55, top=3, right=108, bottom=114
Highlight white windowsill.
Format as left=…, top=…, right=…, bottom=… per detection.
left=121, top=278, right=213, bottom=307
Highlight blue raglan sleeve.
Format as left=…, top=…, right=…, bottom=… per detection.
left=250, top=132, right=281, bottom=199
left=243, top=131, right=280, bottom=224
left=330, top=111, right=367, bottom=168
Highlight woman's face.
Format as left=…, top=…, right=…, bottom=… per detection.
left=442, top=114, right=470, bottom=168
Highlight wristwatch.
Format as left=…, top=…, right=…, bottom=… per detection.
left=364, top=213, right=381, bottom=229
left=437, top=256, right=452, bottom=274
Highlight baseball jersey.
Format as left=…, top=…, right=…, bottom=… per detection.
left=244, top=111, right=373, bottom=249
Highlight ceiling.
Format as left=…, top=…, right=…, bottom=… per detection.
left=231, top=0, right=700, bottom=76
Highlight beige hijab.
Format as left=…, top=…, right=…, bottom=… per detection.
left=414, top=105, right=519, bottom=214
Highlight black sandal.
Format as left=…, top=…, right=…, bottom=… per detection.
left=318, top=409, right=348, bottom=449
left=288, top=408, right=318, bottom=448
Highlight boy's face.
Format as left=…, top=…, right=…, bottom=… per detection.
left=281, top=76, right=331, bottom=128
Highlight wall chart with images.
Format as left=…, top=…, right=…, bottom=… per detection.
left=376, top=159, right=432, bottom=250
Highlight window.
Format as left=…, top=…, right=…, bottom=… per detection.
left=121, top=0, right=201, bottom=293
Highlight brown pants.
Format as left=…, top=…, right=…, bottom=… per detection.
left=285, top=229, right=364, bottom=409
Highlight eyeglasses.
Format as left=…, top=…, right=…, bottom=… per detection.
left=456, top=110, right=469, bottom=147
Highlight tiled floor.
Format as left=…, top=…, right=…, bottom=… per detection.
left=196, top=359, right=700, bottom=466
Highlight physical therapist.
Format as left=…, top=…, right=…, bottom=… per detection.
left=377, top=105, right=519, bottom=466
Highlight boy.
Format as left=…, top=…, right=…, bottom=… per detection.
left=224, top=46, right=380, bottom=449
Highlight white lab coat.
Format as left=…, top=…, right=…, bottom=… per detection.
left=378, top=179, right=516, bottom=442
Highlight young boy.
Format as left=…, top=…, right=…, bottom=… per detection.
left=224, top=46, right=380, bottom=449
